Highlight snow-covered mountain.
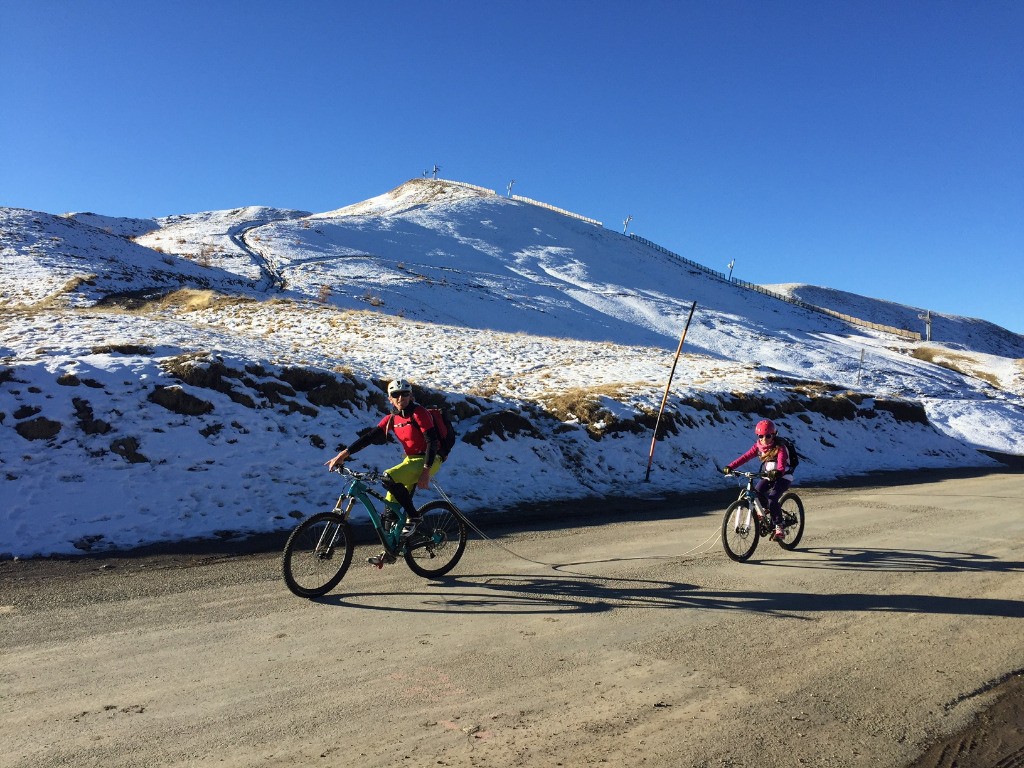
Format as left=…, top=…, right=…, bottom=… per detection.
left=2, top=178, right=1022, bottom=558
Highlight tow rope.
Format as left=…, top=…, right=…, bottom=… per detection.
left=431, top=481, right=720, bottom=570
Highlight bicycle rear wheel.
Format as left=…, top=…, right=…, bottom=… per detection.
left=776, top=492, right=805, bottom=550
left=282, top=512, right=354, bottom=597
left=721, top=500, right=760, bottom=562
left=404, top=499, right=467, bottom=578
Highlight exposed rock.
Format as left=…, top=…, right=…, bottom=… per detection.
left=72, top=397, right=112, bottom=435
left=147, top=385, right=214, bottom=416
left=15, top=416, right=62, bottom=441
left=71, top=534, right=105, bottom=552
left=279, top=367, right=337, bottom=392
left=463, top=410, right=543, bottom=447
left=873, top=398, right=929, bottom=425
left=90, top=343, right=154, bottom=355
left=13, top=405, right=41, bottom=420
left=110, top=436, right=148, bottom=464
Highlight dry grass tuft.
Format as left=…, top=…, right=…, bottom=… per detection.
left=912, top=346, right=1001, bottom=388
left=542, top=384, right=628, bottom=424
left=151, top=289, right=253, bottom=312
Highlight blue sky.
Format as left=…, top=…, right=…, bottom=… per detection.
left=3, top=1, right=1022, bottom=334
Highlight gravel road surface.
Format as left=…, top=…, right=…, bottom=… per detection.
left=2, top=469, right=1022, bottom=767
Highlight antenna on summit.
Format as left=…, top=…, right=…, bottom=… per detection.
left=918, top=309, right=932, bottom=341
left=507, top=179, right=516, bottom=196
left=622, top=215, right=633, bottom=234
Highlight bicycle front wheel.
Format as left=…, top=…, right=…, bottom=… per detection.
left=776, top=492, right=805, bottom=550
left=721, top=500, right=760, bottom=562
left=281, top=512, right=354, bottom=598
left=404, top=499, right=468, bottom=578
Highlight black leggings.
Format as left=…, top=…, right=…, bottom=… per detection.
left=755, top=477, right=792, bottom=527
left=381, top=474, right=418, bottom=517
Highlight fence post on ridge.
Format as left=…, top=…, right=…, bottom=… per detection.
left=645, top=301, right=697, bottom=482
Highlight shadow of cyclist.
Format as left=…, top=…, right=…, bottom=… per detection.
left=759, top=546, right=1023, bottom=574
left=312, top=557, right=1024, bottom=620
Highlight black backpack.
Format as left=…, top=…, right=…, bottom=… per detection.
left=777, top=435, right=800, bottom=472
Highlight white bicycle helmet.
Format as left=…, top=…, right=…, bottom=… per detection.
left=387, top=379, right=412, bottom=396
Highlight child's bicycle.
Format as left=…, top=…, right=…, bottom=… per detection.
left=720, top=469, right=805, bottom=562
left=281, top=465, right=468, bottom=597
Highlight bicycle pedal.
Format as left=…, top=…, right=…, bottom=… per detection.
left=366, top=552, right=396, bottom=568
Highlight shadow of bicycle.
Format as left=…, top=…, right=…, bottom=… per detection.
left=313, top=557, right=702, bottom=615
left=312, top=551, right=1024, bottom=620
left=763, top=546, right=1024, bottom=574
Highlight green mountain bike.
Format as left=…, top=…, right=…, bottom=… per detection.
left=281, top=466, right=468, bottom=597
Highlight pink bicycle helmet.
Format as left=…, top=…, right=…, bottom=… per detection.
left=755, top=419, right=777, bottom=437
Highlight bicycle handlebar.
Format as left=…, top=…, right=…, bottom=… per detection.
left=725, top=469, right=771, bottom=480
left=715, top=461, right=770, bottom=482
left=330, top=465, right=383, bottom=483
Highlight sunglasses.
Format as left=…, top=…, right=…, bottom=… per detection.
left=758, top=433, right=776, bottom=440
left=390, top=391, right=412, bottom=398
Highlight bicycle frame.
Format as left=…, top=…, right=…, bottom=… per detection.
left=331, top=471, right=405, bottom=555
left=731, top=472, right=770, bottom=535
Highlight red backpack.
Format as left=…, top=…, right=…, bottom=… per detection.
left=388, top=407, right=457, bottom=460
left=424, top=407, right=457, bottom=460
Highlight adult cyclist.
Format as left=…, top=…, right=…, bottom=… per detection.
left=325, top=378, right=443, bottom=565
left=722, top=419, right=792, bottom=541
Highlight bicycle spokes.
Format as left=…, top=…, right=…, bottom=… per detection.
left=403, top=500, right=468, bottom=578
left=282, top=513, right=355, bottom=598
left=721, top=501, right=761, bottom=562
left=315, top=522, right=340, bottom=556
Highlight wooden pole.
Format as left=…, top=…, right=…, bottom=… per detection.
left=645, top=301, right=697, bottom=482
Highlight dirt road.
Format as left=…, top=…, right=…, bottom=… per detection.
left=2, top=469, right=1022, bottom=767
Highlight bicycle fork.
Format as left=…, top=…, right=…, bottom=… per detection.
left=316, top=496, right=356, bottom=556
left=733, top=502, right=754, bottom=533
left=733, top=495, right=764, bottom=534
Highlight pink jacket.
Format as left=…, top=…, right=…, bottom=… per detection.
left=726, top=440, right=790, bottom=474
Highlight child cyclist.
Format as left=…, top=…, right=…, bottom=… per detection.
left=325, top=378, right=442, bottom=565
left=722, top=419, right=792, bottom=541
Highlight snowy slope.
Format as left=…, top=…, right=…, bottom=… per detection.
left=1, top=178, right=1022, bottom=558
left=771, top=283, right=1024, bottom=359
left=0, top=208, right=253, bottom=307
